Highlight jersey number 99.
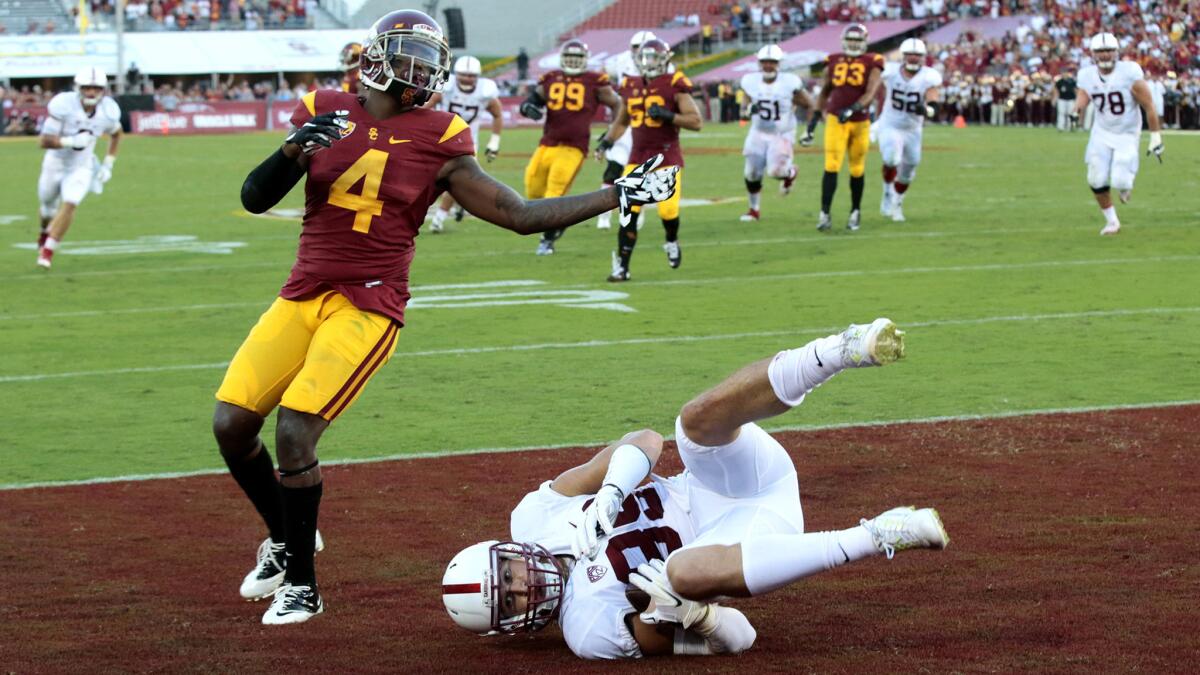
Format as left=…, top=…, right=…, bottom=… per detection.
left=547, top=81, right=586, bottom=111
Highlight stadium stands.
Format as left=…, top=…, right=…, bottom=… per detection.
left=572, top=0, right=715, bottom=32
left=0, top=0, right=75, bottom=35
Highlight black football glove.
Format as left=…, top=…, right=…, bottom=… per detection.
left=596, top=132, right=615, bottom=154
left=285, top=110, right=349, bottom=156
left=647, top=103, right=676, bottom=123
left=748, top=101, right=762, bottom=118
left=837, top=102, right=864, bottom=124
left=519, top=100, right=543, bottom=121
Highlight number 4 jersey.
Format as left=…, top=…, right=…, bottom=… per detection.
left=1077, top=61, right=1145, bottom=136
left=877, top=64, right=943, bottom=132
left=284, top=89, right=475, bottom=325
left=510, top=478, right=696, bottom=659
left=739, top=71, right=804, bottom=135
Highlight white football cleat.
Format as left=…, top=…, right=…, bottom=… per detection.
left=1117, top=190, right=1131, bottom=204
left=240, top=530, right=325, bottom=601
left=536, top=239, right=555, bottom=256
left=880, top=187, right=893, bottom=216
left=816, top=211, right=832, bottom=231
left=262, top=584, right=325, bottom=625
left=36, top=253, right=52, bottom=269
left=846, top=209, right=861, bottom=231
left=663, top=240, right=681, bottom=269
left=739, top=209, right=760, bottom=222
left=891, top=203, right=906, bottom=222
left=860, top=506, right=949, bottom=559
left=1100, top=222, right=1121, bottom=236
left=607, top=251, right=630, bottom=282
left=429, top=220, right=444, bottom=234
left=840, top=318, right=905, bottom=367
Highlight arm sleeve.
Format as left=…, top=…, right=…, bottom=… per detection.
left=240, top=148, right=306, bottom=214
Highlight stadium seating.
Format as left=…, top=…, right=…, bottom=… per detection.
left=573, top=0, right=714, bottom=32
left=0, top=0, right=74, bottom=34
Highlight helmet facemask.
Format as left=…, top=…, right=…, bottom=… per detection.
left=1093, top=48, right=1117, bottom=73
left=78, top=86, right=104, bottom=107
left=489, top=542, right=566, bottom=633
left=560, top=43, right=588, bottom=76
left=635, top=43, right=671, bottom=79
left=361, top=28, right=450, bottom=106
left=903, top=52, right=923, bottom=73
left=842, top=31, right=867, bottom=57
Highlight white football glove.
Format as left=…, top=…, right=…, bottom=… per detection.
left=1147, top=131, right=1163, bottom=163
left=96, top=155, right=115, bottom=184
left=629, top=559, right=714, bottom=629
left=613, top=154, right=678, bottom=227
left=485, top=134, right=501, bottom=162
left=64, top=132, right=92, bottom=150
left=572, top=483, right=624, bottom=560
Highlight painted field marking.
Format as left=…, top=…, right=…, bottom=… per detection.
left=10, top=235, right=246, bottom=256
left=2, top=397, right=1196, bottom=491
left=2, top=305, right=1198, bottom=383
left=0, top=215, right=29, bottom=226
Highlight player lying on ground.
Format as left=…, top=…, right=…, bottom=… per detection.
left=444, top=318, right=949, bottom=658
left=218, top=9, right=678, bottom=626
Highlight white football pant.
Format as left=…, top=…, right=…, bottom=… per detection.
left=877, top=124, right=922, bottom=183
left=1085, top=128, right=1139, bottom=192
left=742, top=129, right=795, bottom=181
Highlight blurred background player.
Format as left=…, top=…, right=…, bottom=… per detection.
left=597, top=38, right=701, bottom=281
left=877, top=39, right=942, bottom=223
left=738, top=44, right=813, bottom=222
left=597, top=30, right=660, bottom=230
left=519, top=39, right=622, bottom=255
left=426, top=55, right=503, bottom=232
left=35, top=66, right=122, bottom=269
left=1071, top=32, right=1163, bottom=236
left=339, top=42, right=362, bottom=94
left=802, top=24, right=884, bottom=232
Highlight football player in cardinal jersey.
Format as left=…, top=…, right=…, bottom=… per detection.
left=738, top=44, right=814, bottom=222
left=596, top=38, right=701, bottom=281
left=802, top=24, right=884, bottom=232
left=34, top=66, right=122, bottom=269
left=444, top=318, right=949, bottom=659
left=424, top=55, right=503, bottom=232
left=216, top=9, right=677, bottom=626
left=520, top=39, right=623, bottom=255
left=876, top=39, right=942, bottom=222
left=339, top=42, right=362, bottom=93
left=1071, top=32, right=1163, bottom=235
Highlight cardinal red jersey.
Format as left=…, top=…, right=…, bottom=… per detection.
left=341, top=69, right=360, bottom=94
left=619, top=70, right=692, bottom=167
left=824, top=52, right=885, bottom=122
left=538, top=69, right=610, bottom=152
left=284, top=89, right=475, bottom=324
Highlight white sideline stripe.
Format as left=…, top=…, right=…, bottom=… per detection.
left=3, top=398, right=1197, bottom=492
left=3, top=256, right=1197, bottom=323
left=2, top=306, right=1199, bottom=383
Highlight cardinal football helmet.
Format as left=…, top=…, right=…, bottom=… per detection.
left=900, top=38, right=926, bottom=73
left=634, top=38, right=672, bottom=79
left=74, top=66, right=107, bottom=106
left=340, top=42, right=362, bottom=72
left=443, top=540, right=567, bottom=634
left=842, top=23, right=868, bottom=57
left=560, top=39, right=589, bottom=76
left=359, top=9, right=451, bottom=106
left=1089, top=32, right=1119, bottom=73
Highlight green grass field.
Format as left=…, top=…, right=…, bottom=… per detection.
left=1, top=124, right=1197, bottom=487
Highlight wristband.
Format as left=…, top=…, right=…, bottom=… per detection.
left=602, top=443, right=652, bottom=498
left=103, top=155, right=116, bottom=169
left=486, top=135, right=501, bottom=153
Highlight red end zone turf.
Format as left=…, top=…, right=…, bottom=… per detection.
left=1, top=406, right=1195, bottom=672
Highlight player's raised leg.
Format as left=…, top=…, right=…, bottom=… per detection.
left=742, top=149, right=766, bottom=222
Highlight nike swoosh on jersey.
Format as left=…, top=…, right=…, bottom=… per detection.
left=388, top=137, right=411, bottom=144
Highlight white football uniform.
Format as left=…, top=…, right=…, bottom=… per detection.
left=38, top=91, right=121, bottom=215
left=510, top=419, right=803, bottom=660
left=876, top=64, right=942, bottom=179
left=438, top=75, right=500, bottom=146
left=739, top=72, right=803, bottom=180
left=603, top=52, right=638, bottom=166
left=1077, top=61, right=1145, bottom=191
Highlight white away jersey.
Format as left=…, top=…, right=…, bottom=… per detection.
left=41, top=92, right=121, bottom=165
left=740, top=71, right=804, bottom=134
left=1077, top=61, right=1145, bottom=136
left=510, top=479, right=695, bottom=660
left=438, top=76, right=499, bottom=136
left=877, top=64, right=942, bottom=131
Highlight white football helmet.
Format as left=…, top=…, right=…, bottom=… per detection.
left=443, top=540, right=567, bottom=635
left=900, top=38, right=927, bottom=73
left=1089, top=32, right=1119, bottom=73
left=453, top=55, right=482, bottom=92
left=630, top=30, right=657, bottom=53
left=757, top=44, right=783, bottom=81
left=74, top=66, right=108, bottom=106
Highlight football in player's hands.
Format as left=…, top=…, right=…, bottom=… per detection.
left=647, top=103, right=675, bottom=123
left=629, top=559, right=713, bottom=629
left=285, top=110, right=350, bottom=156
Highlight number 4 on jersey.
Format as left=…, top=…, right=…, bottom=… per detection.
left=328, top=148, right=388, bottom=233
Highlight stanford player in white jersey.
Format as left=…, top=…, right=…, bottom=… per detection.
left=876, top=39, right=942, bottom=223
left=443, top=318, right=949, bottom=659
left=1071, top=33, right=1163, bottom=235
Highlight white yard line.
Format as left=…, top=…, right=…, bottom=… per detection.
left=2, top=398, right=1196, bottom=491
left=2, top=306, right=1198, bottom=383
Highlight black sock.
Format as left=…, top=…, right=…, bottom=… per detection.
left=223, top=444, right=285, bottom=542
left=617, top=213, right=638, bottom=269
left=849, top=175, right=865, bottom=211
left=662, top=217, right=680, bottom=243
left=282, top=481, right=323, bottom=585
left=542, top=228, right=563, bottom=243
left=821, top=171, right=838, bottom=213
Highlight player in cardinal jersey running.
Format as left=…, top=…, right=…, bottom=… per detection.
left=876, top=38, right=942, bottom=223
left=424, top=55, right=503, bottom=232
left=596, top=38, right=702, bottom=281
left=34, top=66, right=122, bottom=269
left=214, top=9, right=677, bottom=627
left=802, top=24, right=884, bottom=232
left=519, top=39, right=622, bottom=255
left=738, top=44, right=814, bottom=222
left=443, top=318, right=949, bottom=659
left=1070, top=32, right=1164, bottom=236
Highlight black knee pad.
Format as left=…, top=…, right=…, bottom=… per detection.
left=1090, top=185, right=1110, bottom=195
left=745, top=179, right=763, bottom=193
left=603, top=160, right=624, bottom=185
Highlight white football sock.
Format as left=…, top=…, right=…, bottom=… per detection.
left=748, top=192, right=761, bottom=210
left=766, top=334, right=845, bottom=406
left=43, top=237, right=60, bottom=251
left=1102, top=206, right=1118, bottom=225
left=741, top=527, right=879, bottom=595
